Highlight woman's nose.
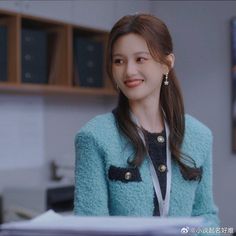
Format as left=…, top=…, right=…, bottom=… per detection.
left=125, top=61, right=137, bottom=77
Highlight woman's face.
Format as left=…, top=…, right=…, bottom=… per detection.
left=112, top=33, right=169, bottom=102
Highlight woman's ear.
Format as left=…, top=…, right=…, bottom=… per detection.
left=167, top=53, right=175, bottom=69
left=162, top=53, right=175, bottom=73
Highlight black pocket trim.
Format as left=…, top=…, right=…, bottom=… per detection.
left=108, top=165, right=142, bottom=183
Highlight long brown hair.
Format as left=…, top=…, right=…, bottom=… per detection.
left=106, top=14, right=202, bottom=181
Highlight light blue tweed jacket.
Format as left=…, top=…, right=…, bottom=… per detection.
left=74, top=112, right=219, bottom=230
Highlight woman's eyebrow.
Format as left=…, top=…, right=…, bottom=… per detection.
left=134, top=51, right=150, bottom=55
left=113, top=51, right=150, bottom=57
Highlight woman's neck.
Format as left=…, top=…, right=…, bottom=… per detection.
left=129, top=99, right=164, bottom=133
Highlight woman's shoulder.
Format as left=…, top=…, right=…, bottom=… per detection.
left=184, top=114, right=213, bottom=141
left=81, top=112, right=115, bottom=131
left=75, top=112, right=118, bottom=141
left=184, top=114, right=213, bottom=154
left=182, top=114, right=213, bottom=165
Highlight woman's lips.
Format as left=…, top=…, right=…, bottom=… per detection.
left=124, top=79, right=144, bottom=88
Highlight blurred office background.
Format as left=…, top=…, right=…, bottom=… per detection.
left=0, top=0, right=235, bottom=231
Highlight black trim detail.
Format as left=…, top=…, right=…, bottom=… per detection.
left=108, top=165, right=142, bottom=183
left=180, top=166, right=203, bottom=182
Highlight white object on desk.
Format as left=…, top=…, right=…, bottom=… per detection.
left=0, top=210, right=205, bottom=236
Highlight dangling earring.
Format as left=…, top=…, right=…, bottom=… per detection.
left=116, top=83, right=120, bottom=91
left=163, top=73, right=169, bottom=86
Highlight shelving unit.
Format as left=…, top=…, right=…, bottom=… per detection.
left=0, top=9, right=116, bottom=96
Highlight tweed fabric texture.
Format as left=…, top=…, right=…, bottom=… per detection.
left=74, top=113, right=220, bottom=235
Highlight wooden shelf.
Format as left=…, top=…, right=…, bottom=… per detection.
left=0, top=82, right=117, bottom=96
left=0, top=9, right=116, bottom=96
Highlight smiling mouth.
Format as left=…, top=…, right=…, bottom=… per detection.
left=124, top=79, right=144, bottom=88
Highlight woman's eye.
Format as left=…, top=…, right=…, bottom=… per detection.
left=137, top=57, right=147, bottom=63
left=113, top=59, right=124, bottom=64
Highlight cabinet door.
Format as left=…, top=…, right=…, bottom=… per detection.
left=21, top=0, right=72, bottom=23
left=0, top=0, right=22, bottom=12
left=71, top=0, right=114, bottom=30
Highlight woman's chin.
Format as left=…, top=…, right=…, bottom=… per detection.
left=123, top=92, right=147, bottom=102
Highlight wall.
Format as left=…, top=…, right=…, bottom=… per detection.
left=150, top=0, right=236, bottom=229
left=0, top=0, right=151, bottom=30
left=0, top=95, right=46, bottom=188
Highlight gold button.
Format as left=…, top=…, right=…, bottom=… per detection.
left=157, top=135, right=165, bottom=143
left=158, top=164, right=167, bottom=173
left=125, top=172, right=132, bottom=180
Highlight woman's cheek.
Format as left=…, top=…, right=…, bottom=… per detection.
left=113, top=69, right=123, bottom=82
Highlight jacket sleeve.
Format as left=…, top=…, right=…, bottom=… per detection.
left=192, top=133, right=220, bottom=235
left=74, top=131, right=109, bottom=216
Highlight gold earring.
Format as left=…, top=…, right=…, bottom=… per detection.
left=163, top=73, right=169, bottom=86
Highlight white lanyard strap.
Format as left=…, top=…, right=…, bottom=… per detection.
left=148, top=119, right=171, bottom=217
left=130, top=113, right=172, bottom=217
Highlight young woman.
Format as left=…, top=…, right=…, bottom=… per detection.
left=74, top=13, right=219, bottom=228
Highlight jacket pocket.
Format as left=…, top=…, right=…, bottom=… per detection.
left=108, top=165, right=142, bottom=183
